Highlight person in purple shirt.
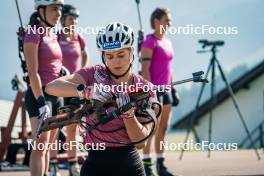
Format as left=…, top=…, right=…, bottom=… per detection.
left=141, top=8, right=176, bottom=176
left=59, top=5, right=88, bottom=73
left=46, top=22, right=161, bottom=176
left=23, top=1, right=64, bottom=176
left=48, top=4, right=88, bottom=176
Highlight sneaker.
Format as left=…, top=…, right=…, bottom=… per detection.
left=69, top=163, right=80, bottom=176
left=143, top=158, right=156, bottom=176
left=0, top=161, right=29, bottom=171
left=156, top=158, right=175, bottom=176
left=49, top=163, right=61, bottom=176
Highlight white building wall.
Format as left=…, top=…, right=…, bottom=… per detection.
left=194, top=74, right=264, bottom=145
left=0, top=99, right=31, bottom=142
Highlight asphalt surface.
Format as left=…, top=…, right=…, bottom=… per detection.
left=1, top=150, right=264, bottom=176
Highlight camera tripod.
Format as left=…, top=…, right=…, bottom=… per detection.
left=179, top=40, right=261, bottom=160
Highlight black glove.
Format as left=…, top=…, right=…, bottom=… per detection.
left=171, top=88, right=180, bottom=107
left=37, top=96, right=51, bottom=118
left=60, top=66, right=70, bottom=76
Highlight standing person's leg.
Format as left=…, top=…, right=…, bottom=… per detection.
left=44, top=148, right=50, bottom=175
left=66, top=124, right=81, bottom=176
left=155, top=104, right=172, bottom=156
left=142, top=134, right=155, bottom=175
left=142, top=91, right=168, bottom=176
left=26, top=87, right=52, bottom=176
left=30, top=117, right=51, bottom=176
left=64, top=97, right=80, bottom=176
left=47, top=129, right=60, bottom=176
left=46, top=96, right=63, bottom=176
left=154, top=92, right=174, bottom=176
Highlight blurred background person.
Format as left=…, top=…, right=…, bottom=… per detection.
left=49, top=4, right=88, bottom=176
left=23, top=0, right=64, bottom=176
left=141, top=7, right=176, bottom=176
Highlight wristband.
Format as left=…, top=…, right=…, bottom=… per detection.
left=121, top=111, right=135, bottom=119
left=37, top=96, right=46, bottom=108
left=141, top=57, right=152, bottom=62
left=77, top=84, right=85, bottom=98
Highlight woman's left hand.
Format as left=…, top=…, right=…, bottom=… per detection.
left=116, top=92, right=130, bottom=108
left=116, top=92, right=136, bottom=118
left=121, top=107, right=136, bottom=119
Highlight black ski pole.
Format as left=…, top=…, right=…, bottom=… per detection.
left=15, top=0, right=28, bottom=84
left=135, top=0, right=144, bottom=75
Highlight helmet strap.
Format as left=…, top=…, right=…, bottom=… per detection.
left=38, top=6, right=55, bottom=27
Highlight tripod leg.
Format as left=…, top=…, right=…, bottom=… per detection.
left=215, top=59, right=261, bottom=160
left=179, top=61, right=212, bottom=160
left=208, top=59, right=216, bottom=158
left=263, top=90, right=264, bottom=153
left=192, top=127, right=201, bottom=143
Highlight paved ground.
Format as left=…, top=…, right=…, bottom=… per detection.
left=1, top=149, right=264, bottom=176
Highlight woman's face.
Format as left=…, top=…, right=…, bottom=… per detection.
left=104, top=48, right=134, bottom=76
left=155, top=14, right=172, bottom=34
left=39, top=4, right=62, bottom=26
left=63, top=15, right=78, bottom=29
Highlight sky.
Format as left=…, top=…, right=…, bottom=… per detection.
left=0, top=0, right=264, bottom=100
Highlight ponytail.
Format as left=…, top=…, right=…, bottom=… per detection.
left=28, top=11, right=40, bottom=26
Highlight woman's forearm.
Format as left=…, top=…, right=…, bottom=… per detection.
left=141, top=61, right=151, bottom=82
left=29, top=73, right=44, bottom=99
left=123, top=117, right=150, bottom=148
left=142, top=70, right=151, bottom=82
left=81, top=51, right=88, bottom=67
left=45, top=78, right=79, bottom=97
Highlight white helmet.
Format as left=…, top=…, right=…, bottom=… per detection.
left=96, top=22, right=134, bottom=52
left=34, top=0, right=64, bottom=10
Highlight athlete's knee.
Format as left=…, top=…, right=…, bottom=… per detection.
left=157, top=125, right=168, bottom=137
left=30, top=147, right=46, bottom=157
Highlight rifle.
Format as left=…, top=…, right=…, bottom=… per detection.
left=15, top=0, right=29, bottom=84
left=34, top=71, right=208, bottom=144
left=34, top=89, right=156, bottom=136
left=135, top=0, right=144, bottom=75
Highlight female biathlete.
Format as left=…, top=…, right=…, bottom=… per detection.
left=48, top=4, right=88, bottom=176
left=141, top=8, right=176, bottom=176
left=45, top=22, right=160, bottom=176
left=23, top=0, right=64, bottom=176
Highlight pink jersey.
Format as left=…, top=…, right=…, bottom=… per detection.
left=58, top=32, right=86, bottom=74
left=24, top=25, right=63, bottom=86
left=77, top=65, right=156, bottom=147
left=141, top=34, right=174, bottom=85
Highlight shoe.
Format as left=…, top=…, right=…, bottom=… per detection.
left=69, top=162, right=80, bottom=176
left=156, top=158, right=175, bottom=176
left=49, top=163, right=61, bottom=176
left=0, top=161, right=29, bottom=172
left=143, top=158, right=156, bottom=176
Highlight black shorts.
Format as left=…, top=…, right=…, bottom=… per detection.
left=157, top=91, right=173, bottom=105
left=25, top=86, right=63, bottom=118
left=80, top=146, right=146, bottom=176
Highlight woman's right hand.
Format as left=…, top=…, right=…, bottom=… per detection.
left=38, top=105, right=51, bottom=118
left=37, top=96, right=51, bottom=118
left=84, top=84, right=113, bottom=103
